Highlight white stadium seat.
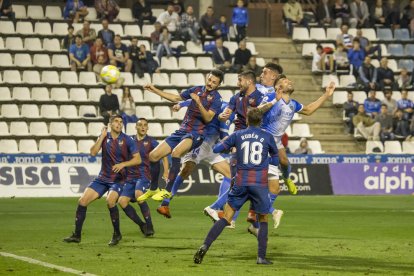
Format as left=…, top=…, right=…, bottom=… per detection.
left=110, top=24, right=124, bottom=36
left=310, top=28, right=326, bottom=40
left=147, top=123, right=163, bottom=137
left=302, top=43, right=317, bottom=57
left=69, top=122, right=88, bottom=136
left=152, top=73, right=170, bottom=86
left=0, top=87, right=11, bottom=100
left=365, top=141, right=384, bottom=154
left=1, top=104, right=19, bottom=118
left=339, top=75, right=356, bottom=87
left=120, top=72, right=134, bottom=85
left=42, top=71, right=61, bottom=85
left=16, top=22, right=34, bottom=35
left=293, top=27, right=309, bottom=40
left=12, top=87, right=31, bottom=100
left=136, top=106, right=154, bottom=119
left=60, top=105, right=78, bottom=118
left=0, top=140, right=18, bottom=153
left=51, top=88, right=69, bottom=101
left=69, top=88, right=88, bottom=102
left=143, top=91, right=162, bottom=102
left=3, top=70, right=22, bottom=84
left=0, top=21, right=15, bottom=34
left=53, top=23, right=69, bottom=36
left=39, top=139, right=58, bottom=153
left=118, top=8, right=134, bottom=22
left=10, top=122, right=29, bottom=136
left=224, top=73, right=238, bottom=86
left=21, top=104, right=40, bottom=118
left=85, top=7, right=97, bottom=20
left=89, top=88, right=105, bottom=102
left=197, top=57, right=214, bottom=70
left=124, top=24, right=141, bottom=36
left=142, top=25, right=155, bottom=37
left=61, top=71, right=79, bottom=84
left=402, top=141, right=414, bottom=154
left=292, top=124, right=313, bottom=138
left=333, top=91, right=348, bottom=105
left=130, top=89, right=143, bottom=101
left=0, top=122, right=9, bottom=135
left=125, top=123, right=136, bottom=135
left=24, top=38, right=42, bottom=51
left=170, top=73, right=188, bottom=86
left=134, top=73, right=151, bottom=86
left=353, top=91, right=367, bottom=104
left=30, top=122, right=49, bottom=136
left=33, top=54, right=51, bottom=67
left=153, top=106, right=172, bottom=119
left=163, top=123, right=180, bottom=136
left=219, top=90, right=234, bottom=102
left=41, top=105, right=59, bottom=118
left=79, top=105, right=96, bottom=117
left=161, top=57, right=178, bottom=69
left=50, top=122, right=69, bottom=136
left=32, top=87, right=50, bottom=101
left=19, top=140, right=39, bottom=153
left=172, top=107, right=186, bottom=120
left=44, top=39, right=61, bottom=52
left=186, top=41, right=203, bottom=54
left=288, top=140, right=300, bottom=153
left=326, top=28, right=340, bottom=40
left=78, top=140, right=94, bottom=154
left=88, top=122, right=104, bottom=135
left=52, top=55, right=70, bottom=68
left=223, top=41, right=238, bottom=55
left=0, top=53, right=13, bottom=66
left=45, top=6, right=63, bottom=20
left=22, top=70, right=41, bottom=84
left=179, top=57, right=196, bottom=69
left=5, top=37, right=23, bottom=50
left=384, top=141, right=402, bottom=154
left=79, top=72, right=97, bottom=85
left=12, top=5, right=26, bottom=19
left=34, top=22, right=52, bottom=35
left=188, top=73, right=205, bottom=86
left=246, top=42, right=258, bottom=55
left=0, top=37, right=4, bottom=49
left=322, top=74, right=339, bottom=88
left=308, top=140, right=324, bottom=154
left=14, top=54, right=33, bottom=67
left=27, top=5, right=44, bottom=19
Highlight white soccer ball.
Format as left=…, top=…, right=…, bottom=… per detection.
left=100, top=65, right=120, bottom=84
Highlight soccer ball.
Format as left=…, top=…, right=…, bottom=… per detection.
left=100, top=65, right=120, bottom=84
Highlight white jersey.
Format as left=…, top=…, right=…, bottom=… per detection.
left=255, top=83, right=275, bottom=95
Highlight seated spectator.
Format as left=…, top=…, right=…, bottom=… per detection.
left=179, top=5, right=200, bottom=44
left=0, top=0, right=15, bottom=19
left=332, top=0, right=357, bottom=28
left=358, top=56, right=378, bottom=92
left=199, top=6, right=221, bottom=45
left=312, top=44, right=333, bottom=73
left=157, top=4, right=179, bottom=35
left=99, top=84, right=120, bottom=125
left=382, top=89, right=397, bottom=115
left=336, top=24, right=354, bottom=49
left=155, top=27, right=173, bottom=62
left=283, top=0, right=308, bottom=36
left=401, top=0, right=414, bottom=37
left=151, top=21, right=162, bottom=50
left=353, top=104, right=381, bottom=140
left=393, top=109, right=410, bottom=139
left=133, top=0, right=156, bottom=28
left=244, top=56, right=263, bottom=82
left=120, top=87, right=138, bottom=128
left=385, top=0, right=401, bottom=28
left=334, top=43, right=349, bottom=71
left=347, top=38, right=365, bottom=75
left=233, top=40, right=252, bottom=73
left=376, top=104, right=394, bottom=141
left=350, top=0, right=370, bottom=28
left=219, top=15, right=230, bottom=41
left=315, top=0, right=334, bottom=26
left=211, top=38, right=233, bottom=73
left=364, top=90, right=382, bottom=117
left=98, top=19, right=115, bottom=47
left=294, top=138, right=313, bottom=154
left=377, top=57, right=397, bottom=90
left=62, top=25, right=76, bottom=50
left=76, top=21, right=97, bottom=47
left=397, top=90, right=414, bottom=120
left=409, top=116, right=414, bottom=139
left=355, top=28, right=381, bottom=58
left=370, top=0, right=387, bottom=26
left=397, top=68, right=413, bottom=90
left=232, top=0, right=249, bottom=43
left=63, top=0, right=88, bottom=23
left=69, top=35, right=92, bottom=72
left=344, top=91, right=359, bottom=134
left=90, top=37, right=108, bottom=79
left=137, top=44, right=159, bottom=75
left=95, top=0, right=119, bottom=22
left=108, top=35, right=132, bottom=72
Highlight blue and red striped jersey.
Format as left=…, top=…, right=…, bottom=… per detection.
left=97, top=132, right=138, bottom=183
left=126, top=135, right=158, bottom=181
left=179, top=86, right=222, bottom=134
left=228, top=89, right=263, bottom=131
left=213, top=126, right=278, bottom=187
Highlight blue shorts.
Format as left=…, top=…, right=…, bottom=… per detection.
left=120, top=179, right=150, bottom=201
left=88, top=179, right=123, bottom=198
left=165, top=130, right=204, bottom=151
left=227, top=185, right=270, bottom=215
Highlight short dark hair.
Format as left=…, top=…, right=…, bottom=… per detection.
left=239, top=70, right=256, bottom=83
left=110, top=114, right=123, bottom=123
left=347, top=91, right=353, bottom=95
left=264, top=62, right=283, bottom=74
left=384, top=89, right=392, bottom=94
left=247, top=108, right=263, bottom=127
left=75, top=34, right=82, bottom=40
left=137, top=118, right=148, bottom=123
left=210, top=69, right=224, bottom=84
left=273, top=73, right=287, bottom=87
left=68, top=25, right=74, bottom=30
left=316, top=44, right=323, bottom=50
left=115, top=34, right=122, bottom=39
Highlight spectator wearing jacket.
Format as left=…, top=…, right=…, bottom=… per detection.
left=97, top=18, right=115, bottom=47
left=95, top=0, right=119, bottom=22
left=283, top=0, right=308, bottom=36
left=232, top=0, right=249, bottom=43
left=364, top=90, right=382, bottom=117
left=133, top=0, right=156, bottom=29
left=358, top=56, right=378, bottom=93
left=63, top=0, right=88, bottom=23
left=350, top=0, right=370, bottom=27
left=377, top=57, right=397, bottom=90
left=347, top=38, right=365, bottom=76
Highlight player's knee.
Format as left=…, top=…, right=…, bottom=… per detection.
left=78, top=196, right=90, bottom=207
left=106, top=199, right=117, bottom=208
left=117, top=197, right=128, bottom=209
left=258, top=214, right=268, bottom=223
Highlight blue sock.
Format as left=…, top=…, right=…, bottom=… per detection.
left=161, top=175, right=184, bottom=206
left=122, top=204, right=144, bottom=226
left=258, top=222, right=268, bottom=259
left=280, top=163, right=291, bottom=179
left=268, top=193, right=278, bottom=214
left=253, top=220, right=260, bottom=228
left=149, top=161, right=161, bottom=190
left=232, top=210, right=240, bottom=221
left=165, top=157, right=181, bottom=192
left=138, top=202, right=152, bottom=225
left=75, top=205, right=87, bottom=236
left=109, top=206, right=121, bottom=235
left=210, top=178, right=231, bottom=209
left=204, top=218, right=229, bottom=248
left=218, top=177, right=231, bottom=197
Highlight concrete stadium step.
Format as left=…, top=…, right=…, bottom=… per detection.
left=249, top=37, right=301, bottom=59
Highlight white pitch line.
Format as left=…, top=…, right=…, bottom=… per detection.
left=0, top=252, right=96, bottom=276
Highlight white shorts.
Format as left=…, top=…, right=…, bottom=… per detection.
left=274, top=136, right=284, bottom=150
left=182, top=139, right=225, bottom=166
left=268, top=164, right=279, bottom=180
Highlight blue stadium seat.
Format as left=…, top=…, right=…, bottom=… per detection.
left=377, top=28, right=393, bottom=40
left=387, top=44, right=404, bottom=56
left=398, top=59, right=414, bottom=72
left=394, top=29, right=411, bottom=41
left=405, top=44, right=414, bottom=56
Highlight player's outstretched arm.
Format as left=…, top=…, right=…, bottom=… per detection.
left=299, top=82, right=335, bottom=116
left=190, top=93, right=216, bottom=123
left=213, top=134, right=235, bottom=153
left=112, top=152, right=142, bottom=173
left=90, top=127, right=107, bottom=156
left=144, top=84, right=182, bottom=103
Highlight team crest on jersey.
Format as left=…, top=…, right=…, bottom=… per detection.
left=289, top=105, right=294, bottom=111
left=249, top=98, right=255, bottom=105
left=144, top=141, right=149, bottom=146
left=118, top=140, right=124, bottom=146
left=207, top=95, right=213, bottom=101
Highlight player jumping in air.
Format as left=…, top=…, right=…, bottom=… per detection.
left=63, top=115, right=141, bottom=246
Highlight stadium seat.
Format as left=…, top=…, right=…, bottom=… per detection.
left=161, top=56, right=178, bottom=69
left=21, top=104, right=40, bottom=118
left=288, top=140, right=300, bottom=153
left=398, top=59, right=414, bottom=72
left=34, top=22, right=52, bottom=35
left=69, top=88, right=88, bottom=102
left=285, top=125, right=292, bottom=136
left=125, top=122, right=137, bottom=135
left=152, top=73, right=170, bottom=86
left=0, top=53, right=13, bottom=66
left=387, top=44, right=404, bottom=57
left=39, top=139, right=58, bottom=153
left=384, top=141, right=402, bottom=154
left=377, top=28, right=393, bottom=40
left=326, top=28, right=340, bottom=40
left=45, top=6, right=63, bottom=20
left=0, top=37, right=4, bottom=49
left=142, top=25, right=155, bottom=37
left=224, top=73, right=238, bottom=86
left=163, top=123, right=180, bottom=136
left=292, top=123, right=313, bottom=138
left=24, top=38, right=42, bottom=51
left=118, top=8, right=134, bottom=22
left=186, top=41, right=203, bottom=54
left=302, top=43, right=317, bottom=57
left=0, top=87, right=11, bottom=100
left=78, top=140, right=94, bottom=154
left=89, top=88, right=105, bottom=102
left=10, top=122, right=29, bottom=136
left=79, top=72, right=97, bottom=85
left=5, top=37, right=23, bottom=50
left=85, top=7, right=97, bottom=20
left=197, top=57, right=214, bottom=70
left=72, top=23, right=83, bottom=33
left=61, top=71, right=79, bottom=84
left=16, top=22, right=34, bottom=35
left=402, top=141, right=414, bottom=154
left=153, top=106, right=172, bottom=119
left=147, top=123, right=163, bottom=137
left=0, top=140, right=18, bottom=153
left=33, top=54, right=51, bottom=67
left=172, top=106, right=187, bottom=119
left=387, top=59, right=398, bottom=72
left=0, top=122, right=9, bottom=135
left=223, top=41, right=238, bottom=55
left=332, top=91, right=348, bottom=105
left=124, top=24, right=141, bottom=36
left=27, top=5, right=44, bottom=19
left=50, top=122, right=68, bottom=136
left=69, top=122, right=88, bottom=136
left=30, top=122, right=49, bottom=136
left=12, top=87, right=31, bottom=100
left=408, top=92, right=414, bottom=101
left=188, top=73, right=205, bottom=86
left=394, top=29, right=410, bottom=41
left=3, top=70, right=22, bottom=84
left=120, top=72, right=134, bottom=85
left=365, top=141, right=384, bottom=154
left=53, top=23, right=69, bottom=36
left=42, top=71, right=61, bottom=85
left=246, top=42, right=258, bottom=55
left=339, top=75, right=356, bottom=87
left=19, top=140, right=39, bottom=153
left=112, top=89, right=122, bottom=104
left=59, top=139, right=78, bottom=153
left=359, top=28, right=377, bottom=41
left=44, top=39, right=61, bottom=52
left=136, top=106, right=154, bottom=119
left=292, top=27, right=309, bottom=40
left=179, top=57, right=196, bottom=69
left=12, top=5, right=26, bottom=19
left=60, top=105, right=78, bottom=118
left=353, top=91, right=367, bottom=103
left=40, top=105, right=59, bottom=118
left=322, top=74, right=339, bottom=88
left=14, top=54, right=33, bottom=67
left=108, top=24, right=124, bottom=36
left=52, top=55, right=70, bottom=68
left=134, top=73, right=151, bottom=86
left=130, top=89, right=143, bottom=101
left=143, top=90, right=162, bottom=102
left=88, top=122, right=104, bottom=135
left=308, top=140, right=324, bottom=154
left=22, top=70, right=41, bottom=84
left=405, top=44, right=414, bottom=56
left=170, top=73, right=188, bottom=86
left=256, top=57, right=265, bottom=67
left=219, top=90, right=234, bottom=102
left=391, top=91, right=401, bottom=101
left=79, top=105, right=97, bottom=117
left=310, top=28, right=326, bottom=40
left=0, top=21, right=15, bottom=34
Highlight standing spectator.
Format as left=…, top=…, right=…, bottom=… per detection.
left=90, top=37, right=108, bottom=79
left=99, top=84, right=120, bottom=125
left=385, top=0, right=401, bottom=28
left=129, top=37, right=144, bottom=78
left=108, top=35, right=132, bottom=72
left=397, top=90, right=414, bottom=120
left=355, top=28, right=381, bottom=58
left=316, top=0, right=333, bottom=26
left=358, top=56, right=378, bottom=93
left=97, top=18, right=115, bottom=47
left=350, top=0, right=370, bottom=28
left=377, top=57, right=397, bottom=90
left=199, top=6, right=221, bottom=46
left=370, top=0, right=388, bottom=26
left=294, top=138, right=313, bottom=154
left=393, top=109, right=410, bottom=139
left=133, top=0, right=156, bottom=29
left=353, top=104, right=381, bottom=140
left=63, top=0, right=89, bottom=23
left=69, top=35, right=92, bottom=72
left=219, top=15, right=230, bottom=41
left=95, top=0, right=119, bottom=22
left=334, top=43, right=350, bottom=71
left=138, top=44, right=159, bottom=75
left=76, top=21, right=97, bottom=47
left=157, top=4, right=179, bottom=35
left=62, top=25, right=76, bottom=50
left=376, top=104, right=394, bottom=141
left=155, top=27, right=173, bottom=62
left=347, top=38, right=365, bottom=75
left=233, top=40, right=252, bottom=72
left=212, top=38, right=233, bottom=73
left=283, top=0, right=308, bottom=36
left=397, top=68, right=413, bottom=90
left=179, top=5, right=200, bottom=44
left=332, top=0, right=357, bottom=27
left=401, top=0, right=414, bottom=37
left=336, top=24, right=354, bottom=49
left=120, top=87, right=138, bottom=128
left=172, top=0, right=184, bottom=15
left=382, top=89, right=397, bottom=115
left=344, top=91, right=359, bottom=134
left=364, top=90, right=382, bottom=117
left=232, top=0, right=249, bottom=43
left=244, top=56, right=263, bottom=82
left=0, top=0, right=15, bottom=19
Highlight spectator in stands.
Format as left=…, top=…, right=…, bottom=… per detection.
left=347, top=38, right=365, bottom=75
left=155, top=27, right=173, bottom=62
left=312, top=44, right=333, bottom=73
left=397, top=90, right=414, bottom=120
left=398, top=68, right=413, bottom=90
left=199, top=6, right=221, bottom=46
left=108, top=34, right=132, bottom=72
left=212, top=38, right=233, bottom=73
left=382, top=89, right=397, bottom=115
left=344, top=91, right=359, bottom=134
left=137, top=44, right=159, bottom=75
left=233, top=40, right=252, bottom=73
left=364, top=90, right=382, bottom=117
left=350, top=0, right=370, bottom=28
left=376, top=104, right=394, bottom=141
left=334, top=43, right=349, bottom=71
left=294, top=138, right=313, bottom=154
left=0, top=0, right=15, bottom=20
left=409, top=116, right=414, bottom=140
left=336, top=24, right=354, bottom=49
left=401, top=0, right=414, bottom=37
left=76, top=21, right=97, bottom=47
left=332, top=0, right=357, bottom=27
left=120, top=87, right=138, bottom=128
left=133, top=0, right=156, bottom=28
left=385, top=0, right=401, bottom=28
left=63, top=0, right=89, bottom=23
left=393, top=109, right=410, bottom=139
left=69, top=35, right=92, bottom=72
left=377, top=57, right=397, bottom=90
left=62, top=25, right=76, bottom=50
left=99, top=84, right=120, bottom=125
left=232, top=0, right=249, bottom=43
left=283, top=0, right=308, bottom=36
left=355, top=28, right=381, bottom=58
left=244, top=56, right=263, bottom=82
left=98, top=19, right=115, bottom=47
left=157, top=4, right=179, bottom=36
left=358, top=56, right=378, bottom=93
left=151, top=21, right=162, bottom=48
left=129, top=37, right=144, bottom=78
left=179, top=5, right=200, bottom=44
left=316, top=0, right=333, bottom=26
left=353, top=104, right=381, bottom=140
left=95, top=0, right=119, bottom=22
left=90, top=37, right=108, bottom=78
left=370, top=0, right=387, bottom=26
left=172, top=0, right=184, bottom=15
left=219, top=15, right=230, bottom=41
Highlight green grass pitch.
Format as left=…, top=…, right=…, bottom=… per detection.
left=0, top=196, right=413, bottom=275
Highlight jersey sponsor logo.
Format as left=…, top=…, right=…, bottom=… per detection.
left=0, top=166, right=61, bottom=186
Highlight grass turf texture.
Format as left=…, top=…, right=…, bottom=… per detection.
left=0, top=196, right=413, bottom=275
